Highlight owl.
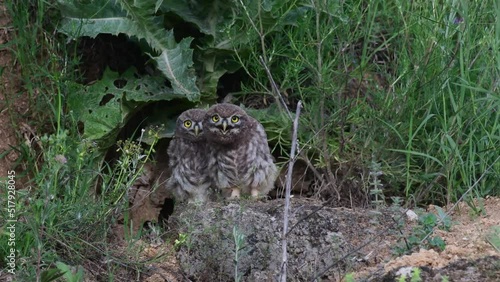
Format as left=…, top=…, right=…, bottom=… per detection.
left=166, top=109, right=211, bottom=203
left=204, top=103, right=278, bottom=199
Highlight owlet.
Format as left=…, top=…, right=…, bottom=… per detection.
left=204, top=103, right=278, bottom=199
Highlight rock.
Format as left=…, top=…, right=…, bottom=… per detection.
left=372, top=255, right=500, bottom=281
left=168, top=198, right=403, bottom=281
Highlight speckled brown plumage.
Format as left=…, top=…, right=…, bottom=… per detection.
left=166, top=109, right=211, bottom=203
left=204, top=103, right=278, bottom=198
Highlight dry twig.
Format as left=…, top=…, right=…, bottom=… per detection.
left=259, top=56, right=293, bottom=120
left=280, top=100, right=302, bottom=282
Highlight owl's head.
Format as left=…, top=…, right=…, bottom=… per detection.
left=175, top=109, right=206, bottom=142
left=204, top=103, right=254, bottom=144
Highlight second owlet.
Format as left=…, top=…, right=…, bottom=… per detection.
left=166, top=109, right=211, bottom=203
left=204, top=103, right=278, bottom=199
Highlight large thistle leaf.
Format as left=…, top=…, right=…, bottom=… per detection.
left=67, top=68, right=180, bottom=147
left=58, top=0, right=200, bottom=99
left=57, top=0, right=134, bottom=38
left=160, top=0, right=241, bottom=98
left=160, top=0, right=235, bottom=46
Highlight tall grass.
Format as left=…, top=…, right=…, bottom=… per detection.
left=391, top=0, right=499, bottom=204
left=0, top=1, right=158, bottom=281
left=6, top=0, right=71, bottom=129
left=232, top=0, right=499, bottom=205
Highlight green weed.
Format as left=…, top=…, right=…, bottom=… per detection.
left=369, top=157, right=385, bottom=209
left=486, top=226, right=500, bottom=252
left=344, top=272, right=356, bottom=282
left=1, top=2, right=161, bottom=275
left=55, top=261, right=84, bottom=282
left=394, top=208, right=452, bottom=255
left=410, top=267, right=422, bottom=282
left=233, top=225, right=246, bottom=282
left=0, top=127, right=157, bottom=280
left=174, top=233, right=188, bottom=251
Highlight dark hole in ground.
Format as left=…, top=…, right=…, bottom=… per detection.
left=216, top=69, right=245, bottom=102
left=158, top=198, right=175, bottom=223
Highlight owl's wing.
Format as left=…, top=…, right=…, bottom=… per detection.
left=247, top=121, right=278, bottom=193
left=254, top=123, right=272, bottom=154
left=167, top=138, right=180, bottom=168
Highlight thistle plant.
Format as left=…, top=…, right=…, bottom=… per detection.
left=369, top=156, right=385, bottom=209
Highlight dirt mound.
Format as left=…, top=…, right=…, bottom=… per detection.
left=127, top=195, right=500, bottom=281
left=376, top=255, right=500, bottom=282
left=165, top=198, right=407, bottom=281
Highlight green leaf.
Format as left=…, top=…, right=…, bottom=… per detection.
left=434, top=206, right=452, bottom=231
left=160, top=0, right=242, bottom=98
left=486, top=225, right=500, bottom=252
left=387, top=148, right=444, bottom=166
left=159, top=0, right=254, bottom=56
left=58, top=0, right=200, bottom=98
left=67, top=68, right=179, bottom=148
left=160, top=0, right=235, bottom=38
left=55, top=261, right=84, bottom=282
left=428, top=236, right=446, bottom=251
left=58, top=0, right=133, bottom=38
left=117, top=0, right=200, bottom=97
left=419, top=213, right=437, bottom=228
left=40, top=268, right=65, bottom=282
left=154, top=37, right=199, bottom=99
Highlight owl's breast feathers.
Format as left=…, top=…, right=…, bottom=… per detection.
left=168, top=138, right=210, bottom=187
left=211, top=122, right=276, bottom=192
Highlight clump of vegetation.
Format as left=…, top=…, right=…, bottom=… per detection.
left=394, top=207, right=452, bottom=255
left=55, top=0, right=500, bottom=205
left=486, top=225, right=500, bottom=252
left=369, top=157, right=385, bottom=208
left=233, top=0, right=500, bottom=206
left=0, top=0, right=498, bottom=280
left=0, top=128, right=158, bottom=280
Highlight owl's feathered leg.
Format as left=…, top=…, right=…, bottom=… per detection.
left=168, top=181, right=188, bottom=202
left=229, top=188, right=241, bottom=198
left=250, top=188, right=259, bottom=198
left=187, top=190, right=208, bottom=204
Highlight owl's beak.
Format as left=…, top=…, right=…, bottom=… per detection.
left=221, top=120, right=228, bottom=133
left=194, top=125, right=200, bottom=136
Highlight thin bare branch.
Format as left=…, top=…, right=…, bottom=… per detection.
left=259, top=56, right=293, bottom=120
left=280, top=100, right=302, bottom=282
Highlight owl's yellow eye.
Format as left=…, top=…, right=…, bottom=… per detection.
left=211, top=115, right=220, bottom=122
left=183, top=120, right=192, bottom=128
left=231, top=116, right=240, bottom=123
